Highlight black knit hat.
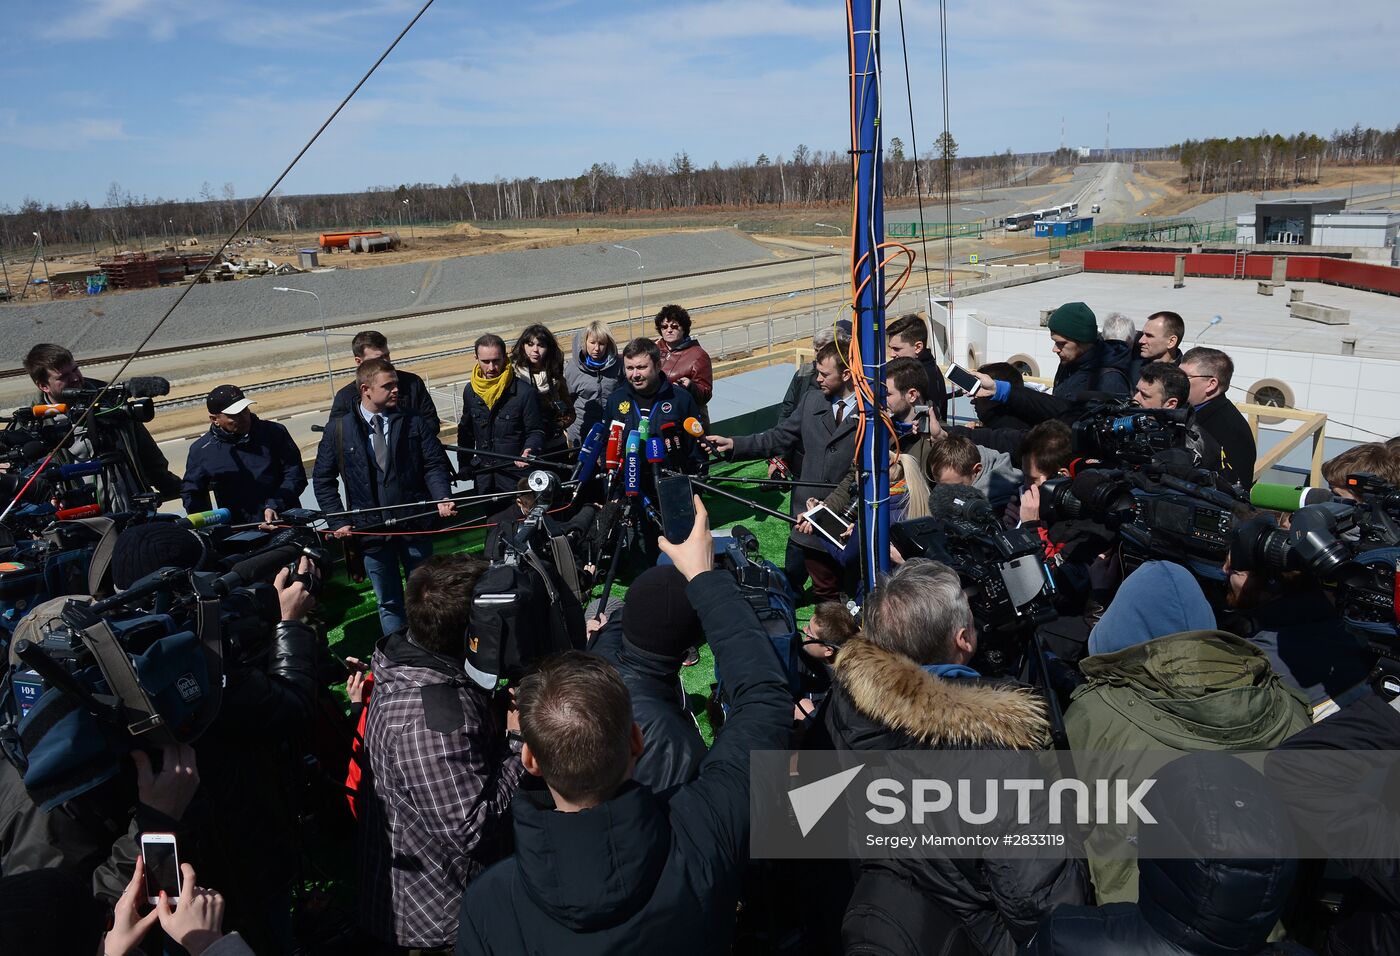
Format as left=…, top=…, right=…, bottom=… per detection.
left=111, top=522, right=207, bottom=590
left=622, top=565, right=703, bottom=658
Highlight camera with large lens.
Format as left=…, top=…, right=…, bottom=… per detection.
left=1041, top=468, right=1241, bottom=573
left=891, top=490, right=1058, bottom=674
left=1070, top=402, right=1194, bottom=467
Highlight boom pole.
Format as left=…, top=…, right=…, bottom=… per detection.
left=847, top=0, right=890, bottom=590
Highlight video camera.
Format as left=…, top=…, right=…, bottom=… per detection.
left=466, top=471, right=585, bottom=692
left=0, top=516, right=331, bottom=809
left=891, top=488, right=1058, bottom=674
left=1040, top=466, right=1243, bottom=574
left=1069, top=402, right=1196, bottom=468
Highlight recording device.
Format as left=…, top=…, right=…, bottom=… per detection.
left=180, top=508, right=231, bottom=530
left=141, top=832, right=182, bottom=905
left=801, top=502, right=851, bottom=549
left=892, top=485, right=1057, bottom=674
left=656, top=475, right=696, bottom=544
left=623, top=432, right=642, bottom=497
left=570, top=423, right=606, bottom=492
left=1070, top=402, right=1195, bottom=468
left=944, top=363, right=980, bottom=395
left=1250, top=482, right=1336, bottom=512
left=683, top=417, right=721, bottom=457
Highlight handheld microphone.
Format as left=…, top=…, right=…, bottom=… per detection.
left=571, top=423, right=607, bottom=488
left=768, top=457, right=792, bottom=479
left=660, top=420, right=680, bottom=455
left=55, top=503, right=102, bottom=520
left=646, top=436, right=666, bottom=463
left=1249, top=482, right=1335, bottom=512
left=56, top=459, right=104, bottom=480
left=181, top=508, right=231, bottom=529
left=30, top=404, right=67, bottom=417
left=682, top=416, right=720, bottom=457
left=637, top=417, right=650, bottom=442
left=605, top=421, right=625, bottom=472
left=624, top=433, right=642, bottom=496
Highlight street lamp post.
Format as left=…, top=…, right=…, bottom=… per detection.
left=613, top=244, right=645, bottom=324
left=402, top=198, right=415, bottom=240
left=1223, top=160, right=1243, bottom=240
left=274, top=286, right=336, bottom=403
left=814, top=221, right=846, bottom=304
left=34, top=232, right=52, bottom=300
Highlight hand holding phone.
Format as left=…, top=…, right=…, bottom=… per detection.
left=140, top=832, right=182, bottom=906
left=944, top=363, right=981, bottom=396
left=656, top=475, right=697, bottom=545
left=801, top=503, right=853, bottom=548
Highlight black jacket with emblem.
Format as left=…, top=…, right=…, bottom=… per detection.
left=816, top=638, right=1089, bottom=956
left=731, top=387, right=859, bottom=550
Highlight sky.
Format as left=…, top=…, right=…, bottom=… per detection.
left=2, top=0, right=1395, bottom=209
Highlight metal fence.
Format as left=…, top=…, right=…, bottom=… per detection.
left=1045, top=218, right=1229, bottom=257
left=886, top=221, right=985, bottom=240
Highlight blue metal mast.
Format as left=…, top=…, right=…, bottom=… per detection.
left=847, top=0, right=889, bottom=591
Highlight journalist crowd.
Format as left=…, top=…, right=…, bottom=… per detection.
left=2, top=296, right=1399, bottom=956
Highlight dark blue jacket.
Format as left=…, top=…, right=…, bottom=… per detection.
left=602, top=377, right=707, bottom=475
left=181, top=415, right=307, bottom=523
left=312, top=407, right=453, bottom=536
left=456, top=377, right=545, bottom=495
left=1053, top=338, right=1133, bottom=403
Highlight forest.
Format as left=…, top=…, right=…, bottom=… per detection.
left=2, top=125, right=1395, bottom=255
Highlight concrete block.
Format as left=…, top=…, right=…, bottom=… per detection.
left=1290, top=301, right=1351, bottom=325
left=1257, top=281, right=1274, bottom=296
left=1289, top=287, right=1305, bottom=302
left=1270, top=257, right=1287, bottom=286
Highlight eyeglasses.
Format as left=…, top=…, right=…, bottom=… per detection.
left=1184, top=373, right=1216, bottom=381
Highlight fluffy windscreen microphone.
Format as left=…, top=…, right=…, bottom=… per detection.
left=927, top=483, right=992, bottom=522
left=125, top=376, right=171, bottom=398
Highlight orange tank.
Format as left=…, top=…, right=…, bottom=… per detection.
left=318, top=230, right=384, bottom=249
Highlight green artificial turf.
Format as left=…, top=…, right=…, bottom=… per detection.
left=320, top=459, right=808, bottom=743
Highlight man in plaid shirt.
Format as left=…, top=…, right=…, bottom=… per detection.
left=357, top=554, right=524, bottom=951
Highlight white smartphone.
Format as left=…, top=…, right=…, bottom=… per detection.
left=140, top=832, right=182, bottom=905
left=945, top=363, right=981, bottom=395
left=802, top=503, right=852, bottom=548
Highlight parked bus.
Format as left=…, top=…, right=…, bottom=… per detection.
left=1003, top=212, right=1036, bottom=232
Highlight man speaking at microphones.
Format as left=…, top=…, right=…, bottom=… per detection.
left=182, top=384, right=307, bottom=527
left=706, top=340, right=858, bottom=603
left=601, top=338, right=707, bottom=477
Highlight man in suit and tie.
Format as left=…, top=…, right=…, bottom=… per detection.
left=708, top=340, right=859, bottom=603
left=313, top=357, right=457, bottom=634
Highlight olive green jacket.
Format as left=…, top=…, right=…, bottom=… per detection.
left=1064, top=630, right=1311, bottom=904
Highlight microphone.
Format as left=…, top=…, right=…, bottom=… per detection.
left=125, top=376, right=171, bottom=398
left=660, top=420, right=680, bottom=456
left=30, top=404, right=68, bottom=417
left=1250, top=482, right=1335, bottom=512
left=56, top=459, right=104, bottom=480
left=181, top=508, right=231, bottom=529
left=624, top=433, right=641, bottom=496
left=637, top=416, right=650, bottom=442
left=646, top=436, right=666, bottom=464
left=928, top=483, right=993, bottom=523
left=570, top=423, right=607, bottom=488
left=55, top=503, right=102, bottom=520
left=604, top=421, right=625, bottom=473
left=682, top=416, right=720, bottom=457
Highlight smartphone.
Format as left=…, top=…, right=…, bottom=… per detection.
left=802, top=503, right=852, bottom=548
left=945, top=363, right=980, bottom=395
left=656, top=475, right=697, bottom=545
left=141, top=832, right=182, bottom=905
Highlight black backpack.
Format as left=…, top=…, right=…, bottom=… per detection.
left=465, top=552, right=584, bottom=692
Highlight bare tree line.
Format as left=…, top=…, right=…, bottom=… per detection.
left=2, top=125, right=1394, bottom=255
left=1177, top=125, right=1400, bottom=194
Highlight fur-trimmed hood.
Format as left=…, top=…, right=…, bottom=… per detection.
left=831, top=638, right=1050, bottom=750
